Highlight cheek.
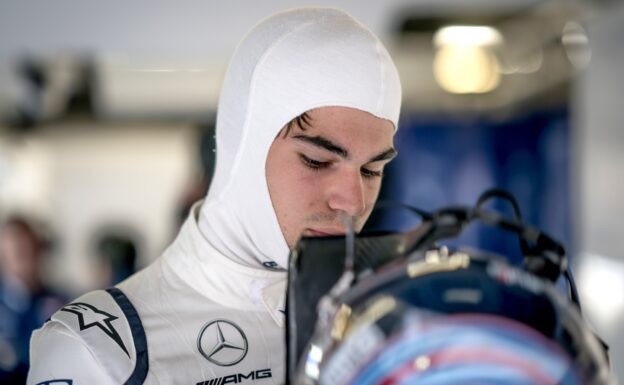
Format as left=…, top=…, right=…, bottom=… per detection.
left=287, top=174, right=324, bottom=213
left=268, top=160, right=320, bottom=223
left=365, top=180, right=382, bottom=205
left=357, top=182, right=382, bottom=225
left=270, top=172, right=326, bottom=247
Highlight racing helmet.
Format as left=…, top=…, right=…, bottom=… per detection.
left=288, top=189, right=613, bottom=385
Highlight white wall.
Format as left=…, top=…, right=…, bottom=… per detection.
left=575, top=1, right=624, bottom=376
left=0, top=0, right=410, bottom=58
left=0, top=123, right=200, bottom=292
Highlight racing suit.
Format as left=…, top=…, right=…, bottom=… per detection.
left=28, top=203, right=287, bottom=385
left=28, top=7, right=401, bottom=385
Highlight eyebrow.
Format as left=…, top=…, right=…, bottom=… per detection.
left=293, top=134, right=397, bottom=163
left=370, top=147, right=398, bottom=162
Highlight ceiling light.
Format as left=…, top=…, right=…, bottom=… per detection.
left=434, top=25, right=503, bottom=47
left=433, top=44, right=501, bottom=94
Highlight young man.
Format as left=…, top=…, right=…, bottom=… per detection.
left=27, top=7, right=401, bottom=385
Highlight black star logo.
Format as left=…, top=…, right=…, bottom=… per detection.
left=61, top=302, right=129, bottom=357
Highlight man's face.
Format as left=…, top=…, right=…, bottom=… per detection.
left=0, top=223, right=40, bottom=281
left=266, top=106, right=396, bottom=249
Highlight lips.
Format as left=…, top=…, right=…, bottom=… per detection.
left=305, top=228, right=345, bottom=237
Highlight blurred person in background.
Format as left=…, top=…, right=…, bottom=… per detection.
left=92, top=232, right=138, bottom=289
left=0, top=216, right=65, bottom=384
left=27, top=7, right=401, bottom=385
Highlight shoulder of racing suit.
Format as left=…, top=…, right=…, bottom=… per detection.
left=28, top=288, right=147, bottom=385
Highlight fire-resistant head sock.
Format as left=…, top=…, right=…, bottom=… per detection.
left=198, top=7, right=402, bottom=270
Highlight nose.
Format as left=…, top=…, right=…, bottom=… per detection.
left=327, top=168, right=367, bottom=217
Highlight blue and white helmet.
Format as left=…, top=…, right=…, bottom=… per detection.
left=296, top=249, right=613, bottom=385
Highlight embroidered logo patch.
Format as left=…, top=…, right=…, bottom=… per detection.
left=61, top=302, right=129, bottom=357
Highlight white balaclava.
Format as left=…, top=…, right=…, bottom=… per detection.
left=198, top=8, right=402, bottom=270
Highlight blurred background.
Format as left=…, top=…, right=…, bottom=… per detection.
left=0, top=0, right=622, bottom=382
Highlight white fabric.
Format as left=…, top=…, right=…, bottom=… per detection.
left=199, top=7, right=402, bottom=269
left=29, top=204, right=287, bottom=384
left=28, top=8, right=401, bottom=384
left=28, top=292, right=132, bottom=385
left=29, top=323, right=119, bottom=385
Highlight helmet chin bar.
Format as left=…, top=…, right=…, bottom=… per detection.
left=286, top=188, right=612, bottom=385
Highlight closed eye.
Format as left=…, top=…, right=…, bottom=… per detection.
left=361, top=167, right=383, bottom=179
left=300, top=153, right=384, bottom=178
left=299, top=154, right=331, bottom=170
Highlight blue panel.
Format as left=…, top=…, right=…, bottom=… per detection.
left=366, top=108, right=571, bottom=265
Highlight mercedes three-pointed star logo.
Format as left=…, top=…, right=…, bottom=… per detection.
left=197, top=319, right=248, bottom=366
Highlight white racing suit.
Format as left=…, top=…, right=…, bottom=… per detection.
left=28, top=204, right=287, bottom=385
left=27, top=7, right=401, bottom=385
